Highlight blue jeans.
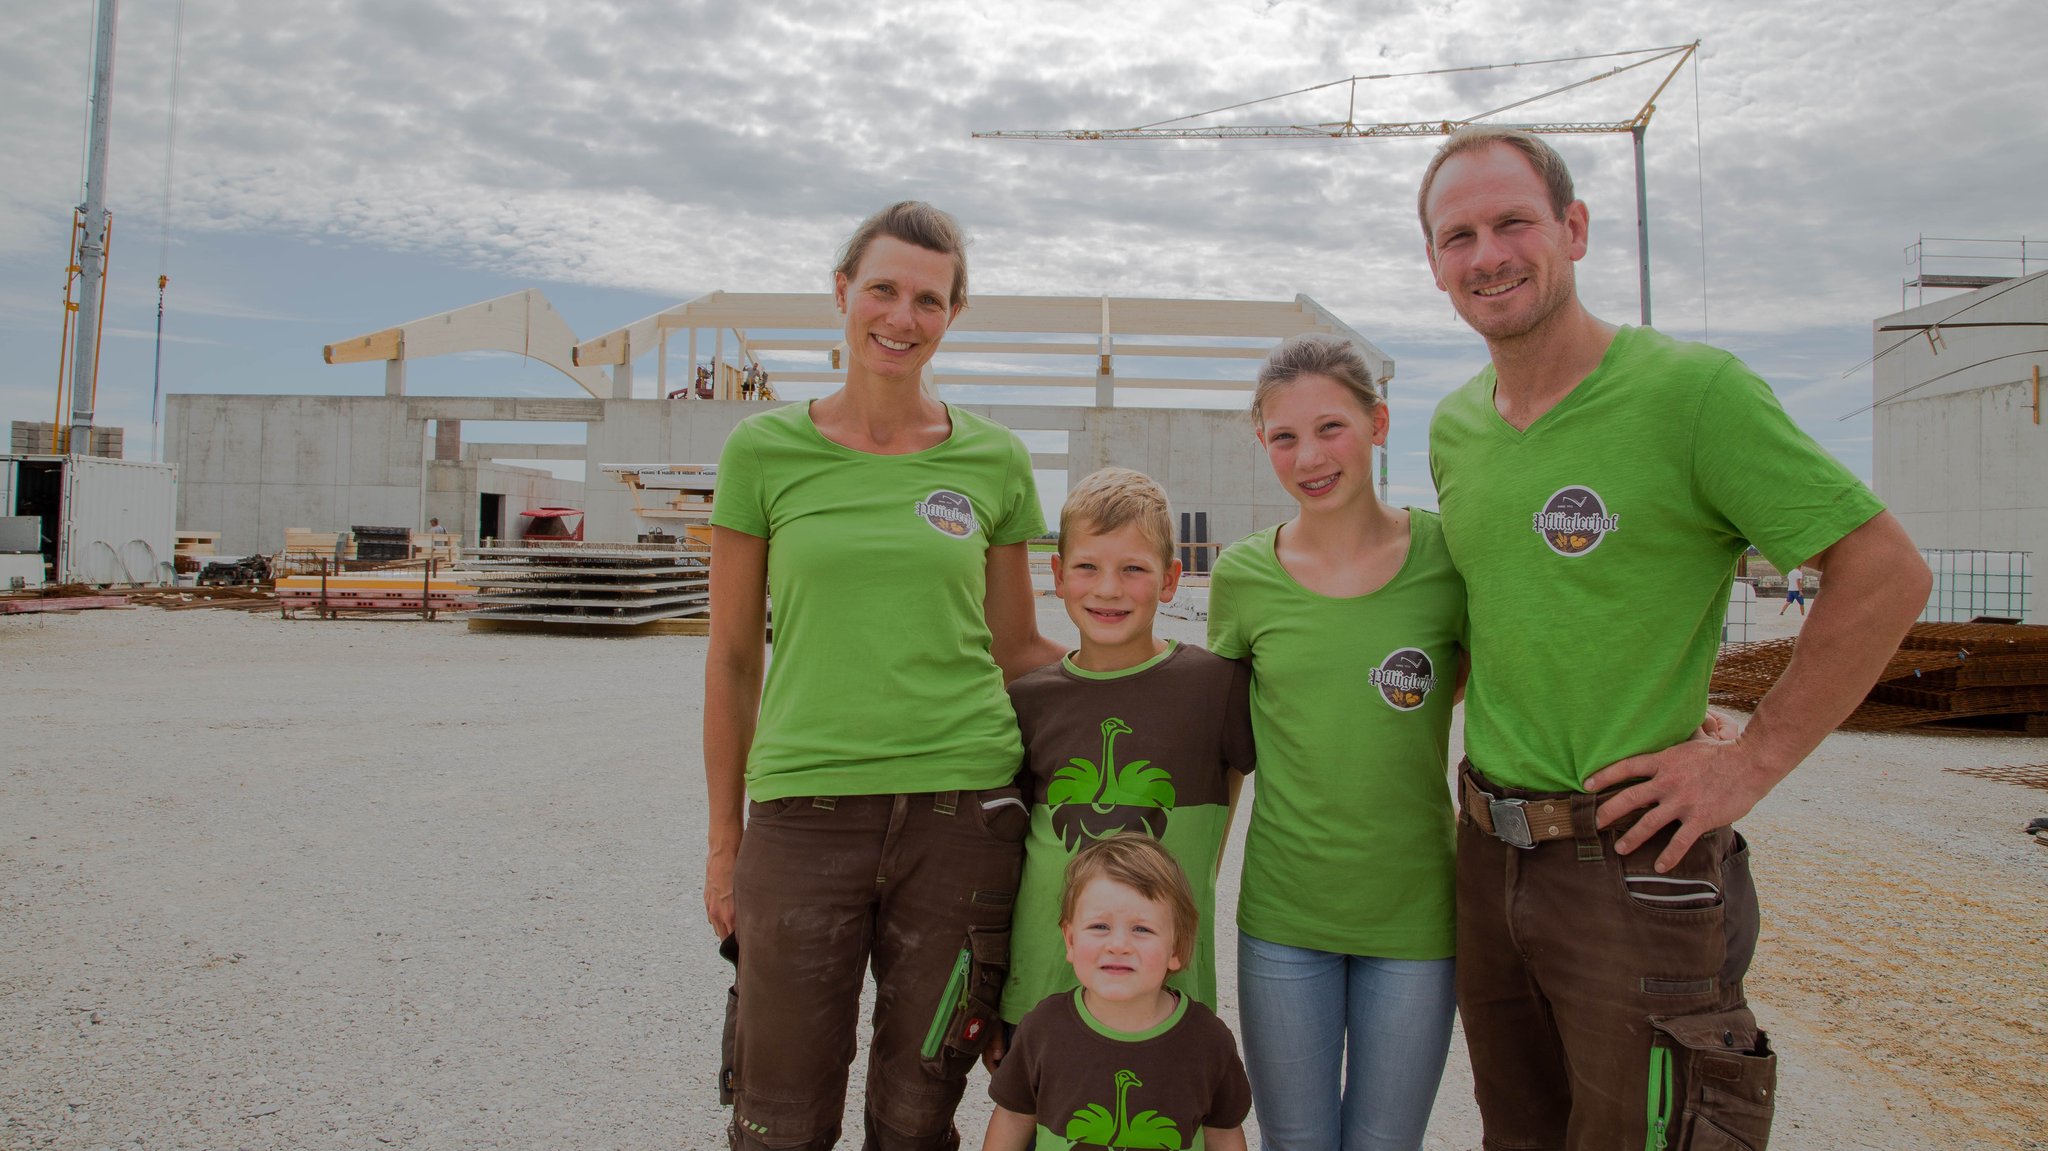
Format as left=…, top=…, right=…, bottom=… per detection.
left=1237, top=932, right=1456, bottom=1151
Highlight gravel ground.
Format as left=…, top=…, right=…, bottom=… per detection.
left=3, top=601, right=2043, bottom=1150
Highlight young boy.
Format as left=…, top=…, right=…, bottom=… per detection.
left=997, top=467, right=1256, bottom=1040
left=984, top=834, right=1252, bottom=1151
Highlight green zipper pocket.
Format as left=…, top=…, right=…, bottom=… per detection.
left=920, top=946, right=972, bottom=1061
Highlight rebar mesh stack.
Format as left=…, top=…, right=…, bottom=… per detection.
left=1712, top=622, right=2048, bottom=733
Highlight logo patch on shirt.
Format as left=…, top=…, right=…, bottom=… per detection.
left=1369, top=648, right=1438, bottom=711
left=914, top=489, right=978, bottom=538
left=1532, top=485, right=1619, bottom=557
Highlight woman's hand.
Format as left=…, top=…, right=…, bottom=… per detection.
left=704, top=845, right=738, bottom=937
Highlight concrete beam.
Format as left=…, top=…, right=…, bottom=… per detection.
left=463, top=442, right=588, bottom=461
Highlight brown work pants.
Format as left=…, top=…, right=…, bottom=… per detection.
left=1456, top=763, right=1776, bottom=1151
left=731, top=789, right=1025, bottom=1151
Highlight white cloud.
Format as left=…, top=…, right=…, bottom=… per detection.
left=2, top=0, right=2041, bottom=487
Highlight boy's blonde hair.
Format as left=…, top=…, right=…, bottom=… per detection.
left=1059, top=833, right=1198, bottom=970
left=1059, top=467, right=1175, bottom=567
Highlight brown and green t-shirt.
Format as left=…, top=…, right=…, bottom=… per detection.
left=1001, top=642, right=1256, bottom=1022
left=990, top=989, right=1253, bottom=1150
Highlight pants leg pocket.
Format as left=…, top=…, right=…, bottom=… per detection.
left=918, top=925, right=1009, bottom=1078
left=1649, top=1007, right=1778, bottom=1151
left=719, top=932, right=740, bottom=1106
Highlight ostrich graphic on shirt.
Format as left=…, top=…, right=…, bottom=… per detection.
left=1065, top=1068, right=1183, bottom=1149
left=1048, top=717, right=1176, bottom=850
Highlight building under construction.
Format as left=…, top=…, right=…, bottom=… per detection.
left=166, top=288, right=1394, bottom=559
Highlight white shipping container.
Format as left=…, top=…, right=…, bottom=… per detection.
left=1, top=454, right=178, bottom=586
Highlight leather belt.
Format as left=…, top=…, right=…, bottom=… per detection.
left=1460, top=773, right=1581, bottom=850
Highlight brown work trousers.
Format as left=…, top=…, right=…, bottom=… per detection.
left=730, top=788, right=1026, bottom=1151
left=1456, top=763, right=1777, bottom=1151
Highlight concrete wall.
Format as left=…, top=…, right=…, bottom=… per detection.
left=172, top=394, right=1301, bottom=557
left=581, top=399, right=1296, bottom=548
left=169, top=395, right=429, bottom=554
left=1872, top=273, right=2048, bottom=620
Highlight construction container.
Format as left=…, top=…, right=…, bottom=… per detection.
left=0, top=454, right=178, bottom=586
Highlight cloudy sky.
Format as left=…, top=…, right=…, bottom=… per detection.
left=1, top=0, right=2040, bottom=506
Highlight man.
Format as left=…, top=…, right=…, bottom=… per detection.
left=1420, top=126, right=1927, bottom=1149
left=1781, top=566, right=1807, bottom=616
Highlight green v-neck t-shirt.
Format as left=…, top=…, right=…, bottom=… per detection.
left=1208, top=510, right=1466, bottom=959
left=711, top=401, right=1045, bottom=800
left=1429, top=325, right=1885, bottom=793
left=1001, top=641, right=1256, bottom=1023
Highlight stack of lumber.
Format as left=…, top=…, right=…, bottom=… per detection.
left=173, top=531, right=220, bottom=574
left=278, top=529, right=352, bottom=576
left=464, top=542, right=709, bottom=632
left=276, top=566, right=477, bottom=619
left=1713, top=621, right=2048, bottom=734
left=0, top=583, right=129, bottom=614
left=411, top=531, right=460, bottom=562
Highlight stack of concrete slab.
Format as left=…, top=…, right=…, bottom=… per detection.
left=463, top=543, right=709, bottom=630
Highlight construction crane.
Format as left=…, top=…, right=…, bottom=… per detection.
left=974, top=41, right=1700, bottom=327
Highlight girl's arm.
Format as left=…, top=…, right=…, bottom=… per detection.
left=703, top=526, right=769, bottom=938
left=985, top=541, right=1062, bottom=682
left=981, top=1106, right=1037, bottom=1151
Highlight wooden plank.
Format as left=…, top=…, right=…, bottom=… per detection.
left=323, top=328, right=402, bottom=364
left=0, top=594, right=130, bottom=614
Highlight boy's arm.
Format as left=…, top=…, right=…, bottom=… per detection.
left=1200, top=1127, right=1248, bottom=1151
left=981, top=1106, right=1037, bottom=1151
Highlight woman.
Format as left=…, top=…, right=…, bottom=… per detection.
left=702, top=201, right=1062, bottom=1151
left=1207, top=334, right=1464, bottom=1151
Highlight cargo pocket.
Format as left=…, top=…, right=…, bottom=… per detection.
left=918, top=925, right=1010, bottom=1078
left=1647, top=1007, right=1777, bottom=1150
left=718, top=932, right=740, bottom=1106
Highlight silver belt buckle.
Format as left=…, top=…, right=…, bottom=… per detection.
left=1488, top=797, right=1536, bottom=849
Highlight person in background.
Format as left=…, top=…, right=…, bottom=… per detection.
left=1781, top=566, right=1807, bottom=616
left=703, top=201, right=1063, bottom=1151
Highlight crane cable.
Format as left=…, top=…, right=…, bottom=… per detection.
left=152, top=0, right=187, bottom=463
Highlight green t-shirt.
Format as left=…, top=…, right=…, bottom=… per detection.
left=1000, top=642, right=1256, bottom=1023
left=989, top=989, right=1253, bottom=1151
left=1428, top=325, right=1887, bottom=792
left=1207, top=510, right=1466, bottom=959
left=711, top=402, right=1045, bottom=800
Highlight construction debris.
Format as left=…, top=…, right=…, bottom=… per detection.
left=1713, top=621, right=2048, bottom=733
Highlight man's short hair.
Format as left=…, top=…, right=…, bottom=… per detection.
left=1059, top=466, right=1175, bottom=567
left=1417, top=126, right=1577, bottom=243
left=1059, top=832, right=1199, bottom=970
